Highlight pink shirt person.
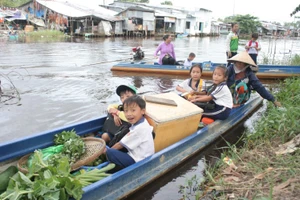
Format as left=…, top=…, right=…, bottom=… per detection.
left=154, top=35, right=176, bottom=65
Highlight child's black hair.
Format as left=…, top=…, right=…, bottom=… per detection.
left=189, top=64, right=202, bottom=73
left=123, top=95, right=146, bottom=109
left=252, top=33, right=259, bottom=39
left=163, top=34, right=170, bottom=41
left=119, top=89, right=135, bottom=96
left=189, top=52, right=196, bottom=57
left=214, top=65, right=228, bottom=77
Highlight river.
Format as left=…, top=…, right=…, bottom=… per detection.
left=0, top=35, right=298, bottom=199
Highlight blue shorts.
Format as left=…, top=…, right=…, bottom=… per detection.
left=106, top=148, right=135, bottom=168
left=202, top=104, right=231, bottom=120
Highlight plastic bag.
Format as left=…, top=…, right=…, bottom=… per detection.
left=27, top=145, right=64, bottom=167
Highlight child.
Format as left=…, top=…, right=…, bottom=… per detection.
left=245, top=33, right=261, bottom=64
left=176, top=64, right=207, bottom=98
left=106, top=95, right=155, bottom=169
left=190, top=66, right=233, bottom=120
left=101, top=85, right=137, bottom=143
left=183, top=52, right=196, bottom=68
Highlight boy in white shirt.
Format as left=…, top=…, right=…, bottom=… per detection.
left=106, top=95, right=155, bottom=169
left=183, top=52, right=196, bottom=68
left=245, top=33, right=261, bottom=64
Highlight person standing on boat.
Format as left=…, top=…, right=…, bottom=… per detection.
left=154, top=34, right=176, bottom=65
left=226, top=23, right=239, bottom=67
left=227, top=52, right=281, bottom=107
left=245, top=33, right=261, bottom=64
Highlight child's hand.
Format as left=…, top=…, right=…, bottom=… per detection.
left=113, top=115, right=122, bottom=126
left=108, top=108, right=118, bottom=114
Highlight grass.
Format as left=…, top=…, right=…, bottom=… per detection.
left=181, top=77, right=300, bottom=200
left=261, top=53, right=300, bottom=65
left=25, top=30, right=66, bottom=38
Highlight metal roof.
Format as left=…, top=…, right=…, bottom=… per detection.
left=36, top=0, right=120, bottom=21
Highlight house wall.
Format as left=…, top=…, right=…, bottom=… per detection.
left=120, top=10, right=155, bottom=31
left=192, top=10, right=212, bottom=34
left=114, top=21, right=123, bottom=34
left=185, top=18, right=196, bottom=35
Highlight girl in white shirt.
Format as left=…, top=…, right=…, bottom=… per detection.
left=176, top=64, right=207, bottom=98
left=190, top=66, right=233, bottom=120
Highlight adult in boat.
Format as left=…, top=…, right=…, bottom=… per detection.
left=154, top=34, right=176, bottom=65
left=227, top=51, right=281, bottom=107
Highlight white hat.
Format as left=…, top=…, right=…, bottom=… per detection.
left=227, top=51, right=258, bottom=68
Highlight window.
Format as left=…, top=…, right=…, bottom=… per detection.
left=186, top=21, right=190, bottom=29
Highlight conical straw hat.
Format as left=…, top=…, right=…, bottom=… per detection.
left=227, top=51, right=258, bottom=67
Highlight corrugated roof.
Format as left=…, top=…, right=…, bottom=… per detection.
left=36, top=0, right=120, bottom=21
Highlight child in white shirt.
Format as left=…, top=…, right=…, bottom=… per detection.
left=245, top=33, right=261, bottom=64
left=106, top=95, right=154, bottom=169
left=183, top=52, right=196, bottom=68
left=176, top=64, right=207, bottom=98
left=190, top=66, right=233, bottom=120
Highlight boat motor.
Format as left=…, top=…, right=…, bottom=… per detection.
left=132, top=46, right=144, bottom=60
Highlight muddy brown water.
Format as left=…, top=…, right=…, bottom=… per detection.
left=0, top=35, right=296, bottom=199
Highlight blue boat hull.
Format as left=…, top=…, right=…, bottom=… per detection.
left=0, top=97, right=263, bottom=199
left=112, top=62, right=300, bottom=79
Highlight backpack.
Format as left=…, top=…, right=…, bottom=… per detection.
left=102, top=113, right=130, bottom=136
left=247, top=40, right=258, bottom=53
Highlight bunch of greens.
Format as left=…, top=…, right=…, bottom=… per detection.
left=0, top=151, right=83, bottom=200
left=74, top=163, right=115, bottom=187
left=50, top=129, right=85, bottom=165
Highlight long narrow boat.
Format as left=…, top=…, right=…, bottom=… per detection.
left=111, top=61, right=300, bottom=79
left=0, top=95, right=263, bottom=199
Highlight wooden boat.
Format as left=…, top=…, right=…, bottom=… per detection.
left=111, top=61, right=300, bottom=79
left=0, top=93, right=263, bottom=200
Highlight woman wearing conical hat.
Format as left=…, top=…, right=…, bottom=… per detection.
left=226, top=51, right=281, bottom=107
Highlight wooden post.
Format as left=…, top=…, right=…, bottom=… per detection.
left=70, top=17, right=73, bottom=36
left=92, top=17, right=94, bottom=34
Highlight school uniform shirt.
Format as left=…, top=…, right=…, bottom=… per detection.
left=120, top=118, right=154, bottom=162
left=226, top=31, right=239, bottom=52
left=246, top=40, right=261, bottom=54
left=210, top=82, right=233, bottom=108
left=183, top=58, right=193, bottom=68
left=178, top=78, right=207, bottom=93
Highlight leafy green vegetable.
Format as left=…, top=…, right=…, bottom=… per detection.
left=51, top=129, right=85, bottom=165
left=74, top=163, right=115, bottom=187
left=0, top=151, right=84, bottom=200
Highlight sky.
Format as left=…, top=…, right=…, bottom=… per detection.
left=98, top=0, right=300, bottom=23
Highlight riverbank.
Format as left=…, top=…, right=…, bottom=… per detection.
left=201, top=77, right=300, bottom=199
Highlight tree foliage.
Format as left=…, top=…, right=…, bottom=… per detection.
left=290, top=4, right=300, bottom=16
left=161, top=1, right=173, bottom=5
left=1, top=0, right=31, bottom=7
left=224, top=14, right=261, bottom=34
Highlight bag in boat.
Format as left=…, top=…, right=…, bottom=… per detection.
left=193, top=101, right=215, bottom=110
left=102, top=113, right=130, bottom=136
left=108, top=125, right=130, bottom=151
